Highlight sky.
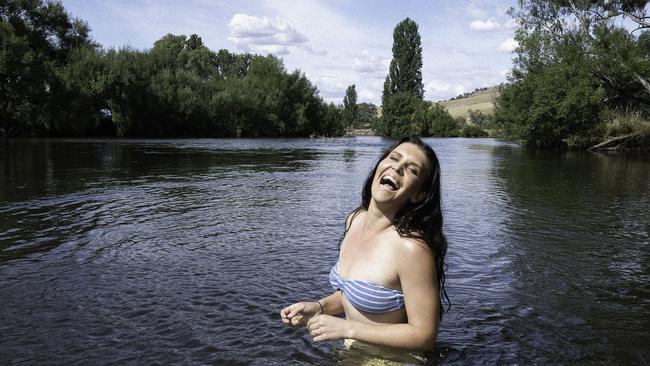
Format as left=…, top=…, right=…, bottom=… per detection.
left=60, top=0, right=520, bottom=104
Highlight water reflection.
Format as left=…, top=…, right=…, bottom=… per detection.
left=0, top=139, right=325, bottom=203
left=0, top=139, right=326, bottom=262
left=493, top=148, right=650, bottom=364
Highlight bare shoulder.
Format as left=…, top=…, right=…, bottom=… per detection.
left=396, top=235, right=433, bottom=257
left=393, top=235, right=435, bottom=269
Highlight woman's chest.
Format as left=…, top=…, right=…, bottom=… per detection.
left=338, top=231, right=402, bottom=289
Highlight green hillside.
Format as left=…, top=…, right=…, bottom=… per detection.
left=437, top=87, right=499, bottom=122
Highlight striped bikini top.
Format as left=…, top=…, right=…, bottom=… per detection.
left=329, top=261, right=405, bottom=313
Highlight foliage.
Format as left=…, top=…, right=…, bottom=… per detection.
left=343, top=84, right=358, bottom=128
left=376, top=92, right=419, bottom=137
left=374, top=95, right=460, bottom=138
left=0, top=0, right=95, bottom=136
left=496, top=49, right=605, bottom=147
left=421, top=104, right=461, bottom=137
left=383, top=18, right=424, bottom=100
left=495, top=0, right=650, bottom=147
left=468, top=109, right=495, bottom=129
left=380, top=18, right=424, bottom=137
left=356, top=102, right=378, bottom=128
left=0, top=0, right=345, bottom=137
left=460, top=125, right=489, bottom=137
left=604, top=108, right=650, bottom=137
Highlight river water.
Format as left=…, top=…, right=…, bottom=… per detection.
left=1, top=137, right=648, bottom=365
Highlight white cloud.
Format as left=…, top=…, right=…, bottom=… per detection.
left=352, top=51, right=388, bottom=75
left=228, top=13, right=308, bottom=55
left=498, top=38, right=518, bottom=52
left=255, top=45, right=290, bottom=55
left=357, top=87, right=376, bottom=101
left=426, top=80, right=452, bottom=94
left=470, top=19, right=500, bottom=31
left=504, top=18, right=519, bottom=29
left=425, top=80, right=474, bottom=101
left=465, top=2, right=489, bottom=18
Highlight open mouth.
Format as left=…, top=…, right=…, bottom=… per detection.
left=379, top=175, right=400, bottom=191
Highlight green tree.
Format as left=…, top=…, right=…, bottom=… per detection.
left=343, top=84, right=358, bottom=129
left=357, top=102, right=378, bottom=129
left=468, top=109, right=495, bottom=129
left=383, top=18, right=424, bottom=100
left=495, top=0, right=649, bottom=147
left=1, top=1, right=346, bottom=138
left=0, top=0, right=95, bottom=136
left=380, top=18, right=424, bottom=137
left=421, top=103, right=460, bottom=137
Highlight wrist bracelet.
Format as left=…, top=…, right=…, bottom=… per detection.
left=316, top=300, right=324, bottom=315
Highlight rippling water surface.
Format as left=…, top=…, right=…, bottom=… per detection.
left=1, top=137, right=649, bottom=365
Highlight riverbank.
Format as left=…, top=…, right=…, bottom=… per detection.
left=344, top=128, right=375, bottom=136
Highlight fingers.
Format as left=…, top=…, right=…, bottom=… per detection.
left=308, top=318, right=329, bottom=342
left=280, top=307, right=290, bottom=324
left=285, top=303, right=305, bottom=319
left=286, top=307, right=300, bottom=318
left=290, top=314, right=304, bottom=327
left=306, top=314, right=320, bottom=328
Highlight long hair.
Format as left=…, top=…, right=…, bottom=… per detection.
left=339, top=136, right=450, bottom=319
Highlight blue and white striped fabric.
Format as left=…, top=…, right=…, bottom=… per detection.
left=329, top=262, right=405, bottom=313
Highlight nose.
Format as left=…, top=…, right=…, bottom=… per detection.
left=392, top=160, right=405, bottom=175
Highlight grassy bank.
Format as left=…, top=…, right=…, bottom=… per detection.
left=579, top=110, right=650, bottom=151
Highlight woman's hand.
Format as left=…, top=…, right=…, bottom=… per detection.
left=307, top=314, right=351, bottom=342
left=280, top=302, right=321, bottom=328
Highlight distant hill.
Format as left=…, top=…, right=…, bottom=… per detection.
left=436, top=87, right=499, bottom=122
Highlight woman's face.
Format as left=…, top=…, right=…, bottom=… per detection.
left=371, top=142, right=429, bottom=207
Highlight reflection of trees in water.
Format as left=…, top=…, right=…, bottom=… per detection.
left=0, top=139, right=324, bottom=262
left=492, top=148, right=650, bottom=363
left=0, top=139, right=324, bottom=202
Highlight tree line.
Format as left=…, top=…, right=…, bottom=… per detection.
left=13, top=0, right=638, bottom=145
left=1, top=0, right=344, bottom=137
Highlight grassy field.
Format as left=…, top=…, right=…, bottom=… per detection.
left=437, top=87, right=499, bottom=122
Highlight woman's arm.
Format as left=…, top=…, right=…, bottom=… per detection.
left=280, top=290, right=344, bottom=328
left=320, top=290, right=344, bottom=315
left=307, top=240, right=440, bottom=351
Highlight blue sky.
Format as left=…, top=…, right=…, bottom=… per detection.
left=60, top=0, right=519, bottom=104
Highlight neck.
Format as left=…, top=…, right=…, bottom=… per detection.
left=363, top=200, right=396, bottom=234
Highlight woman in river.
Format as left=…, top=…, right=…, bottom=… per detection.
left=280, top=136, right=448, bottom=362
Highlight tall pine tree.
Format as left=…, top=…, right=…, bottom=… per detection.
left=379, top=18, right=424, bottom=137
left=382, top=18, right=424, bottom=102
left=343, top=84, right=358, bottom=129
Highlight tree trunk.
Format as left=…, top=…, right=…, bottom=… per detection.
left=587, top=132, right=640, bottom=151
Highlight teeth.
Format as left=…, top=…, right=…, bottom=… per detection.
left=381, top=175, right=399, bottom=189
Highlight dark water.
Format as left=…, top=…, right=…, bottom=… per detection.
left=1, top=137, right=649, bottom=365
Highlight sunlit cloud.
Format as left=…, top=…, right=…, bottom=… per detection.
left=504, top=18, right=519, bottom=29
left=228, top=13, right=308, bottom=55
left=498, top=38, right=518, bottom=52
left=470, top=19, right=500, bottom=31
left=352, top=51, right=388, bottom=75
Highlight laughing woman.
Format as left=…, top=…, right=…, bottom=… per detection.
left=280, top=137, right=449, bottom=363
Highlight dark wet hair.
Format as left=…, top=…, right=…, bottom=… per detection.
left=339, top=136, right=450, bottom=319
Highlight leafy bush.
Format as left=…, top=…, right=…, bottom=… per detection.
left=461, top=125, right=488, bottom=137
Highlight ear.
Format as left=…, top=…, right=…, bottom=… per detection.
left=410, top=190, right=426, bottom=204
